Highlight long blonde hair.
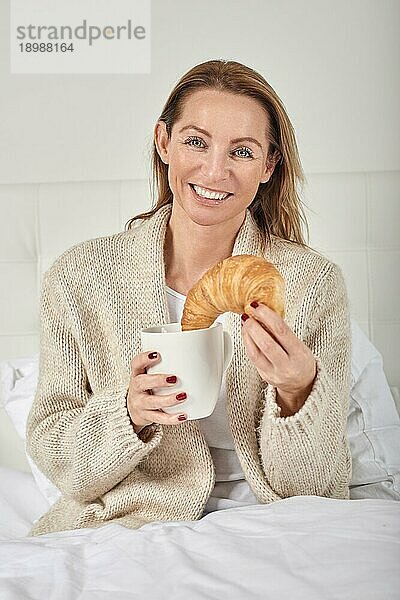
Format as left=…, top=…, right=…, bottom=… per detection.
left=125, top=59, right=309, bottom=251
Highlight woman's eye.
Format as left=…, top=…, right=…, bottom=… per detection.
left=184, top=136, right=205, bottom=148
left=234, top=146, right=253, bottom=159
left=184, top=137, right=253, bottom=159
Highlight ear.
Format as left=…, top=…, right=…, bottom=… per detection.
left=154, top=120, right=170, bottom=165
left=260, top=150, right=281, bottom=184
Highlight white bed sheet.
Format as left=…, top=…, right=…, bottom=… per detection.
left=0, top=467, right=399, bottom=600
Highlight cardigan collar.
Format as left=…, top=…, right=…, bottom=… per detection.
left=137, top=201, right=267, bottom=274
left=131, top=202, right=268, bottom=326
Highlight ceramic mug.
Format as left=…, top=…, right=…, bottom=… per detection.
left=140, top=321, right=233, bottom=420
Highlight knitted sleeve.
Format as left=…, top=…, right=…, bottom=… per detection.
left=26, top=268, right=163, bottom=503
left=258, top=262, right=352, bottom=499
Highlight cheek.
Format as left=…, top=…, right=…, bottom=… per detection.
left=166, top=155, right=187, bottom=190
left=169, top=151, right=196, bottom=179
left=236, top=171, right=262, bottom=199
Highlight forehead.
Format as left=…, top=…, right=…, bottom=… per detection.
left=177, top=89, right=269, bottom=141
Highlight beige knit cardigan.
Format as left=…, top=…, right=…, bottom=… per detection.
left=26, top=204, right=352, bottom=536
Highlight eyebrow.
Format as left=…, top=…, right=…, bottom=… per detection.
left=178, top=125, right=263, bottom=150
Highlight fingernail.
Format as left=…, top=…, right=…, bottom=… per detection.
left=178, top=414, right=187, bottom=421
left=176, top=392, right=187, bottom=401
left=166, top=376, right=177, bottom=383
left=241, top=313, right=249, bottom=322
left=250, top=301, right=259, bottom=309
left=148, top=352, right=158, bottom=359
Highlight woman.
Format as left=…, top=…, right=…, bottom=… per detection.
left=26, top=60, right=352, bottom=536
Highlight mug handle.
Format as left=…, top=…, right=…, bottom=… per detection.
left=223, top=331, right=234, bottom=372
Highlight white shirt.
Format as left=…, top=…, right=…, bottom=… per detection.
left=166, top=285, right=260, bottom=514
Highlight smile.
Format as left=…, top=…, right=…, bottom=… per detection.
left=189, top=183, right=232, bottom=201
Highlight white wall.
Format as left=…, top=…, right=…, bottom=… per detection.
left=1, top=0, right=399, bottom=184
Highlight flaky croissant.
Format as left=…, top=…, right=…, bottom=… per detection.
left=181, top=254, right=285, bottom=331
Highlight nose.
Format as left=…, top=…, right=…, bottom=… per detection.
left=200, top=147, right=230, bottom=185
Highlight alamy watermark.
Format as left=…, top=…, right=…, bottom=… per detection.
left=10, top=0, right=151, bottom=74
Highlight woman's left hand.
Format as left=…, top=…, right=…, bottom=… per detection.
left=241, top=302, right=317, bottom=417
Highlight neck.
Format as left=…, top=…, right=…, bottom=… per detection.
left=164, top=202, right=246, bottom=295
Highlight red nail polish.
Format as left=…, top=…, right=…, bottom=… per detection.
left=176, top=392, right=187, bottom=401
left=148, top=352, right=158, bottom=359
left=178, top=414, right=187, bottom=421
left=166, top=376, right=177, bottom=383
left=250, top=301, right=259, bottom=309
left=241, top=313, right=249, bottom=322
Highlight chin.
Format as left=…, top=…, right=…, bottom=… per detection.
left=185, top=203, right=245, bottom=229
left=171, top=186, right=247, bottom=227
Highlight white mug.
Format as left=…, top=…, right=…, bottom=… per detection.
left=140, top=322, right=233, bottom=420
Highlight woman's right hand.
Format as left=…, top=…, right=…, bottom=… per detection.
left=126, top=351, right=188, bottom=433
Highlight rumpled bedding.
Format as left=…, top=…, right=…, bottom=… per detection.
left=0, top=467, right=399, bottom=600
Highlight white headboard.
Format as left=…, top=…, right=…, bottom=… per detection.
left=1, top=172, right=399, bottom=470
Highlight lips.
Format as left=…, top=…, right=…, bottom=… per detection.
left=188, top=183, right=233, bottom=206
left=190, top=183, right=232, bottom=196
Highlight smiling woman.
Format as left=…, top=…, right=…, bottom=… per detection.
left=128, top=61, right=306, bottom=249
left=25, top=59, right=353, bottom=537
left=155, top=89, right=274, bottom=235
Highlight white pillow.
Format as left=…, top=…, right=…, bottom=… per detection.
left=0, top=356, right=61, bottom=507
left=348, top=320, right=400, bottom=500
left=0, top=320, right=399, bottom=503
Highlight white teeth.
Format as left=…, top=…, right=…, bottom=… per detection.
left=192, top=184, right=229, bottom=200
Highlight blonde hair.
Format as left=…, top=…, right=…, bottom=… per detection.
left=125, top=59, right=310, bottom=251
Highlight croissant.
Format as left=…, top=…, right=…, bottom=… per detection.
left=181, top=254, right=285, bottom=331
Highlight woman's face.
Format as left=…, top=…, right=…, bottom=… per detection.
left=155, top=89, right=277, bottom=227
